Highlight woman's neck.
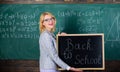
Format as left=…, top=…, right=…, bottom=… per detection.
left=45, top=28, right=52, bottom=32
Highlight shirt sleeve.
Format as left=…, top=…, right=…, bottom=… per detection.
left=41, top=33, right=70, bottom=70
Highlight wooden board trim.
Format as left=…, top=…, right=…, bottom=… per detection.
left=57, top=33, right=105, bottom=70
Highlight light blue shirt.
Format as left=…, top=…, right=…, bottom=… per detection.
left=39, top=30, right=70, bottom=70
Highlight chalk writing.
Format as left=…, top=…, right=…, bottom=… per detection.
left=63, top=38, right=93, bottom=60
left=0, top=12, right=38, bottom=39
left=75, top=55, right=101, bottom=65
left=58, top=35, right=104, bottom=68
left=65, top=38, right=92, bottom=51
left=1, top=33, right=39, bottom=39
left=57, top=9, right=103, bottom=17
left=106, top=13, right=120, bottom=41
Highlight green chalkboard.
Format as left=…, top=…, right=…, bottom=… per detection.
left=0, top=4, right=120, bottom=60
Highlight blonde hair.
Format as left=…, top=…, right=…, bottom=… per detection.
left=39, top=12, right=56, bottom=33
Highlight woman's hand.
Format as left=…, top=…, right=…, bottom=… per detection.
left=57, top=32, right=61, bottom=36
left=61, top=32, right=67, bottom=35
left=57, top=32, right=67, bottom=36
left=70, top=67, right=83, bottom=72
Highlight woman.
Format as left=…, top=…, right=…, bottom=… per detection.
left=39, top=12, right=83, bottom=72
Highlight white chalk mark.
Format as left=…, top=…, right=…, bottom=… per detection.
left=106, top=13, right=120, bottom=42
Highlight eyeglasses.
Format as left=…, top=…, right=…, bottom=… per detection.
left=43, top=17, right=54, bottom=22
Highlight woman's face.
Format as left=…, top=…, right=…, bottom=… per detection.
left=43, top=15, right=55, bottom=31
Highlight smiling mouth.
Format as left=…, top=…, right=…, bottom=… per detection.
left=49, top=24, right=54, bottom=26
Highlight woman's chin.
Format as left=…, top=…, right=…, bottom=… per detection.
left=49, top=26, right=54, bottom=29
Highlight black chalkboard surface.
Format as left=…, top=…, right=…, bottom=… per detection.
left=57, top=34, right=104, bottom=70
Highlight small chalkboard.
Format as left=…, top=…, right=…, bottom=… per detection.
left=57, top=34, right=105, bottom=70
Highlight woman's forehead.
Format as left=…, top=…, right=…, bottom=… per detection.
left=44, top=15, right=52, bottom=18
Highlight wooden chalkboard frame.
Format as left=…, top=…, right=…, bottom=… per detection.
left=57, top=34, right=105, bottom=70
